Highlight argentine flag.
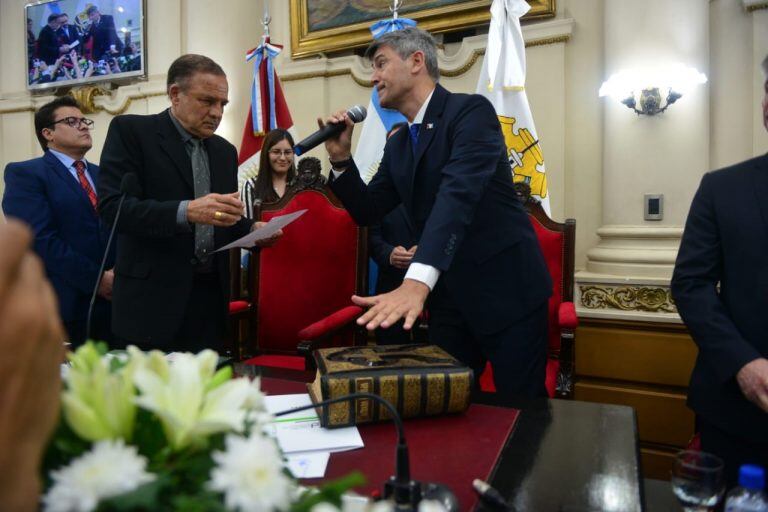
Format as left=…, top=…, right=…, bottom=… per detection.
left=353, top=17, right=415, bottom=184
left=354, top=16, right=414, bottom=293
left=354, top=88, right=407, bottom=184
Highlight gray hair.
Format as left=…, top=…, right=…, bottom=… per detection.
left=365, top=27, right=440, bottom=82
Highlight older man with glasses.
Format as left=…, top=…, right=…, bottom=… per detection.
left=2, top=96, right=114, bottom=346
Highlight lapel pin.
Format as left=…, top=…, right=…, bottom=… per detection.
left=426, top=123, right=434, bottom=130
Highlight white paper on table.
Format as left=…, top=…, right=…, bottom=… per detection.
left=213, top=209, right=307, bottom=252
left=263, top=394, right=364, bottom=454
left=285, top=451, right=331, bottom=479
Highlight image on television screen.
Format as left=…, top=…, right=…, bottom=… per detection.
left=25, top=0, right=145, bottom=91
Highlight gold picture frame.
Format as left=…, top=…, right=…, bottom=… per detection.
left=289, top=0, right=556, bottom=59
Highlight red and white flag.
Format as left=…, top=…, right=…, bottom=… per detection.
left=238, top=37, right=296, bottom=187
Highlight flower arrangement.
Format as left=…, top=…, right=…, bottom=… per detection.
left=41, top=342, right=366, bottom=512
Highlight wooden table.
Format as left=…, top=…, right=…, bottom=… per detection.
left=237, top=365, right=645, bottom=511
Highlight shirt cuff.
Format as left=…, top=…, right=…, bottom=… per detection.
left=405, top=263, right=440, bottom=291
left=176, top=200, right=192, bottom=232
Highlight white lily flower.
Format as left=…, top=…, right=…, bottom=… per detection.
left=42, top=440, right=154, bottom=512
left=209, top=432, right=294, bottom=512
left=132, top=350, right=251, bottom=449
left=61, top=343, right=137, bottom=442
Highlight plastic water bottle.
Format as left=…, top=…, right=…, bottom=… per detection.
left=724, top=465, right=768, bottom=511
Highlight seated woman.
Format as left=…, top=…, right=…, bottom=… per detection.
left=241, top=129, right=296, bottom=217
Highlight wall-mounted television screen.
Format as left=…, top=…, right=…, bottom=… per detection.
left=25, top=0, right=145, bottom=91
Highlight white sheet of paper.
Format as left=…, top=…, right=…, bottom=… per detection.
left=214, top=209, right=307, bottom=252
left=286, top=451, right=331, bottom=479
left=263, top=394, right=364, bottom=454
left=68, top=39, right=79, bottom=49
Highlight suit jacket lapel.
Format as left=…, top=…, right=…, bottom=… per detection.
left=157, top=110, right=194, bottom=192
left=751, top=154, right=768, bottom=234
left=388, top=128, right=415, bottom=213
left=407, top=85, right=448, bottom=212
left=44, top=151, right=92, bottom=209
left=412, top=85, right=447, bottom=168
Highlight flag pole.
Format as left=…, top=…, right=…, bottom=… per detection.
left=262, top=3, right=271, bottom=46
left=390, top=0, right=401, bottom=20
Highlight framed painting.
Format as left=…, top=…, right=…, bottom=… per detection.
left=289, top=0, right=556, bottom=58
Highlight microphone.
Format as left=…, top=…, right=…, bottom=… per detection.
left=86, top=173, right=140, bottom=341
left=274, top=392, right=458, bottom=511
left=293, top=105, right=367, bottom=156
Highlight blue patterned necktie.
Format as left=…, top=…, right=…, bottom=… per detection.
left=409, top=123, right=421, bottom=154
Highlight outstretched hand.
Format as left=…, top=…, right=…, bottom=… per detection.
left=352, top=279, right=430, bottom=331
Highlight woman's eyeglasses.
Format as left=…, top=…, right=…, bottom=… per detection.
left=269, top=149, right=294, bottom=157
left=49, top=117, right=95, bottom=129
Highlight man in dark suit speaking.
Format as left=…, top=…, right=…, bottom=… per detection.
left=99, top=54, right=275, bottom=353
left=322, top=27, right=552, bottom=397
left=671, top=54, right=768, bottom=485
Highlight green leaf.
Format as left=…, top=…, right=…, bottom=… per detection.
left=41, top=417, right=91, bottom=487
left=291, top=472, right=367, bottom=512
left=170, top=492, right=228, bottom=512
left=132, top=409, right=168, bottom=461
left=96, top=474, right=169, bottom=511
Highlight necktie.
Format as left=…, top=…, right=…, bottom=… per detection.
left=188, top=139, right=214, bottom=264
left=409, top=123, right=421, bottom=154
left=74, top=160, right=97, bottom=211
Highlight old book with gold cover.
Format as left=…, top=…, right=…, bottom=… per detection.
left=307, top=344, right=473, bottom=428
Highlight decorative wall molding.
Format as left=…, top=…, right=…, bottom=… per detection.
left=0, top=79, right=166, bottom=117
left=68, top=86, right=166, bottom=116
left=580, top=285, right=676, bottom=313
left=742, top=0, right=768, bottom=12
left=279, top=18, right=574, bottom=85
left=584, top=225, right=683, bottom=278
left=0, top=105, right=35, bottom=115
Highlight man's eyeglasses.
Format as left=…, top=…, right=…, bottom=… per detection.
left=49, top=117, right=95, bottom=129
left=269, top=149, right=294, bottom=157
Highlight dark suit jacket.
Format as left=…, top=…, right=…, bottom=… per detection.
left=37, top=25, right=60, bottom=64
left=88, top=14, right=122, bottom=60
left=331, top=84, right=551, bottom=335
left=368, top=205, right=416, bottom=294
left=671, top=154, right=768, bottom=440
left=57, top=24, right=80, bottom=48
left=98, top=109, right=251, bottom=344
left=2, top=151, right=113, bottom=323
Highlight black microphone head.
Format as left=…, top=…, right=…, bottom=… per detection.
left=120, top=173, right=141, bottom=196
left=347, top=104, right=367, bottom=123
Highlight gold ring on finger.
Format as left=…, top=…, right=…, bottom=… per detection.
left=214, top=211, right=223, bottom=220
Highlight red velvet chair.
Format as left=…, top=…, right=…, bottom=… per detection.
left=479, top=186, right=578, bottom=398
left=234, top=158, right=368, bottom=370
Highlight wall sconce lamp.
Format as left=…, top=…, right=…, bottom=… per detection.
left=599, top=64, right=707, bottom=116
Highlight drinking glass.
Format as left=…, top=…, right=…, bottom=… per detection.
left=671, top=450, right=725, bottom=512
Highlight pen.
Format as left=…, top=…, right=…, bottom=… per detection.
left=473, top=478, right=511, bottom=511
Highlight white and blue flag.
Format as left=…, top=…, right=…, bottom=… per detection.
left=354, top=17, right=415, bottom=184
